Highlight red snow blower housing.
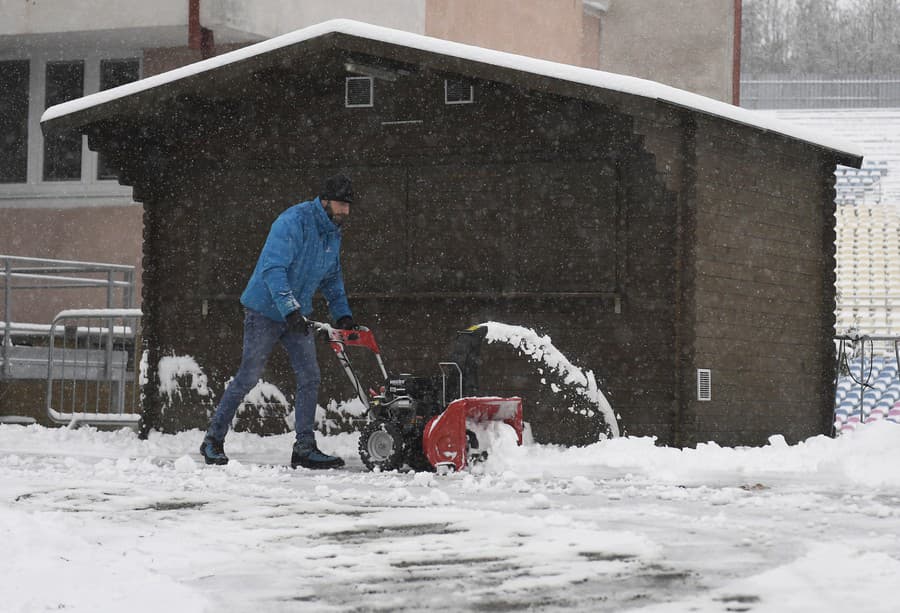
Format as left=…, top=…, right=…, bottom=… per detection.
left=316, top=324, right=523, bottom=472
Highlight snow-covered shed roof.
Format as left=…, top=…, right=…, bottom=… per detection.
left=41, top=19, right=863, bottom=166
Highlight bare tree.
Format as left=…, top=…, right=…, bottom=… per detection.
left=742, top=0, right=900, bottom=76
left=743, top=0, right=795, bottom=75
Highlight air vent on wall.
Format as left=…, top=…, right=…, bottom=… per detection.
left=345, top=76, right=373, bottom=108
left=444, top=79, right=474, bottom=104
left=697, top=369, right=712, bottom=402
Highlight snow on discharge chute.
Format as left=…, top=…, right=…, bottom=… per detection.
left=479, top=322, right=619, bottom=439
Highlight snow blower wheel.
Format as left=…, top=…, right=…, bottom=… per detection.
left=359, top=420, right=405, bottom=471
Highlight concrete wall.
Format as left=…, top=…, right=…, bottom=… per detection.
left=201, top=0, right=426, bottom=40
left=0, top=0, right=187, bottom=35
left=426, top=0, right=600, bottom=68
left=598, top=0, right=736, bottom=102
left=0, top=206, right=143, bottom=323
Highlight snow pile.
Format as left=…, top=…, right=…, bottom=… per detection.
left=1, top=506, right=209, bottom=613
left=239, top=379, right=288, bottom=408
left=480, top=321, right=619, bottom=437
left=318, top=397, right=369, bottom=434
left=510, top=420, right=900, bottom=489
left=138, top=350, right=148, bottom=386
left=156, top=355, right=210, bottom=399
left=235, top=379, right=289, bottom=420
left=638, top=543, right=900, bottom=613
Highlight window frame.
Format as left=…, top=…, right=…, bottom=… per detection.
left=0, top=46, right=142, bottom=207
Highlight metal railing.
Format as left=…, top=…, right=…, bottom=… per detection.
left=833, top=334, right=900, bottom=436
left=1, top=255, right=136, bottom=380
left=45, top=309, right=143, bottom=427
left=741, top=77, right=900, bottom=109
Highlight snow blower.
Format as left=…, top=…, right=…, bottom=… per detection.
left=314, top=323, right=523, bottom=472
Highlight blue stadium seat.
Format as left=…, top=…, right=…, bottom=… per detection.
left=839, top=401, right=859, bottom=414
left=882, top=390, right=900, bottom=403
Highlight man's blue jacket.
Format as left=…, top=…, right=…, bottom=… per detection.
left=240, top=197, right=352, bottom=323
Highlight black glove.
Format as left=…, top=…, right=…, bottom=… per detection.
left=285, top=310, right=310, bottom=335
left=336, top=316, right=357, bottom=330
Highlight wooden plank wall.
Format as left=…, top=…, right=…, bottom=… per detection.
left=623, top=101, right=695, bottom=445
left=688, top=117, right=835, bottom=445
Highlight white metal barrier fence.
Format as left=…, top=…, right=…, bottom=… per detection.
left=741, top=77, right=900, bottom=109
left=1, top=254, right=136, bottom=380
left=45, top=309, right=143, bottom=428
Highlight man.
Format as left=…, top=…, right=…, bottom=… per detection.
left=200, top=173, right=357, bottom=469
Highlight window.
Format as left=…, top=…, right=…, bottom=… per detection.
left=0, top=60, right=30, bottom=183
left=345, top=76, right=373, bottom=108
left=444, top=79, right=474, bottom=105
left=97, top=58, right=140, bottom=180
left=43, top=60, right=85, bottom=181
left=0, top=54, right=142, bottom=191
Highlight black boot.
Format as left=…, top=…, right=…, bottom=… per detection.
left=200, top=436, right=229, bottom=465
left=291, top=442, right=344, bottom=469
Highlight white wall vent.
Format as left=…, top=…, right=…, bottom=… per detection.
left=345, top=76, right=373, bottom=108
left=444, top=79, right=474, bottom=104
left=697, top=369, right=712, bottom=402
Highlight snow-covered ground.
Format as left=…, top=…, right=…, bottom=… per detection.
left=3, top=422, right=900, bottom=612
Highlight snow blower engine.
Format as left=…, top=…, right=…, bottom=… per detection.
left=315, top=323, right=523, bottom=472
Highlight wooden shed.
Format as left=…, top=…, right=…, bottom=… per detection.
left=41, top=20, right=862, bottom=447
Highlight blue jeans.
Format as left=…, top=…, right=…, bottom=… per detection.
left=207, top=308, right=320, bottom=449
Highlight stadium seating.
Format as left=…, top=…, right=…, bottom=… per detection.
left=834, top=354, right=900, bottom=434
left=834, top=203, right=900, bottom=335
left=835, top=160, right=886, bottom=206
left=764, top=110, right=900, bottom=335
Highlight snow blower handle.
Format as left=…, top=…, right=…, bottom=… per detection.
left=308, top=321, right=388, bottom=407
left=310, top=322, right=381, bottom=356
